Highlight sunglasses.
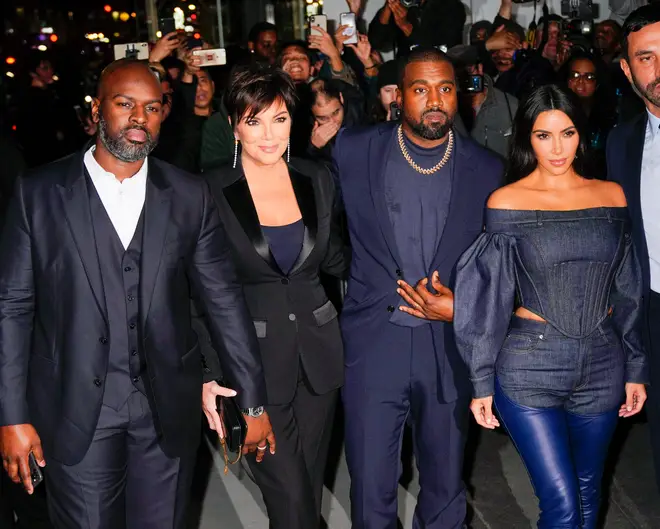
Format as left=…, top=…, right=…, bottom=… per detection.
left=568, top=71, right=597, bottom=82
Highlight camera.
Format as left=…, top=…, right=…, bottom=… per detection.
left=400, top=0, right=421, bottom=7
left=561, top=18, right=594, bottom=54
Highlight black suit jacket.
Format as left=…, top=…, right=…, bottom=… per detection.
left=203, top=158, right=348, bottom=405
left=0, top=151, right=266, bottom=465
left=607, top=113, right=653, bottom=353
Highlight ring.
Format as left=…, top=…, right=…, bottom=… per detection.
left=257, top=445, right=267, bottom=451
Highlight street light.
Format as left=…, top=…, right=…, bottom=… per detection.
left=104, top=5, right=112, bottom=13
left=50, top=34, right=58, bottom=42
left=6, top=57, right=16, bottom=65
left=37, top=45, right=47, bottom=51
left=119, top=12, right=130, bottom=22
left=188, top=4, right=196, bottom=10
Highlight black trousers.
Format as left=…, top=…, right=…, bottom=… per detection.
left=44, top=391, right=196, bottom=529
left=0, top=472, right=53, bottom=529
left=648, top=291, right=660, bottom=492
left=247, top=368, right=338, bottom=529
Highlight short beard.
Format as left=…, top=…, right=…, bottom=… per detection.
left=98, top=112, right=158, bottom=163
left=634, top=75, right=660, bottom=108
left=404, top=108, right=453, bottom=141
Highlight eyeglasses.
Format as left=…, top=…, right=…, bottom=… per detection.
left=568, top=71, right=597, bottom=82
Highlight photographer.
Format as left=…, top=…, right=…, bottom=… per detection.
left=450, top=45, right=518, bottom=160
left=368, top=0, right=466, bottom=55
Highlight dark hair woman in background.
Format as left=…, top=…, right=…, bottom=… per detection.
left=202, top=64, right=348, bottom=528
left=562, top=51, right=618, bottom=178
left=453, top=85, right=648, bottom=528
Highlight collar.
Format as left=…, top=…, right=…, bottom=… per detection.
left=83, top=145, right=149, bottom=184
left=646, top=110, right=660, bottom=142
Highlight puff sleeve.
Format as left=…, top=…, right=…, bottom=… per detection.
left=454, top=233, right=517, bottom=398
left=610, top=236, right=648, bottom=384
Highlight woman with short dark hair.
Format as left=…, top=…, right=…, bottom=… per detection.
left=202, top=63, right=348, bottom=529
left=453, top=85, right=648, bottom=528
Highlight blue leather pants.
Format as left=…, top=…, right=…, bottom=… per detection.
left=494, top=379, right=618, bottom=529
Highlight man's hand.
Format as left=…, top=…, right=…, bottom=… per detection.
left=202, top=381, right=237, bottom=437
left=498, top=0, right=514, bottom=20
left=311, top=120, right=341, bottom=149
left=470, top=397, right=500, bottom=429
left=619, top=383, right=647, bottom=418
left=0, top=425, right=45, bottom=494
left=149, top=32, right=180, bottom=63
left=485, top=25, right=522, bottom=52
left=397, top=271, right=454, bottom=321
left=334, top=24, right=352, bottom=54
left=387, top=0, right=413, bottom=36
left=243, top=413, right=276, bottom=463
left=308, top=26, right=342, bottom=62
left=348, top=34, right=374, bottom=68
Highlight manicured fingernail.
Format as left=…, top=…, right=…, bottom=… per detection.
left=229, top=390, right=237, bottom=396
left=627, top=406, right=632, bottom=411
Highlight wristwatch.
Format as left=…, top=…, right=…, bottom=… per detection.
left=242, top=406, right=265, bottom=418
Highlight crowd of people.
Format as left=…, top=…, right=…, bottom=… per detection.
left=2, top=0, right=660, bottom=528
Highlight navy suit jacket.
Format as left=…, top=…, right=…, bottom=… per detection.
left=607, top=112, right=653, bottom=352
left=334, top=122, right=504, bottom=402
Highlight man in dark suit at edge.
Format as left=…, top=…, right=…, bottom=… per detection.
left=0, top=59, right=274, bottom=528
left=607, top=3, right=660, bottom=492
left=333, top=47, right=504, bottom=528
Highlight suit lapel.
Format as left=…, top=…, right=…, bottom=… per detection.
left=369, top=125, right=402, bottom=267
left=57, top=155, right=108, bottom=323
left=139, top=162, right=173, bottom=330
left=223, top=175, right=284, bottom=274
left=288, top=167, right=317, bottom=274
left=430, top=133, right=474, bottom=273
left=627, top=114, right=647, bottom=228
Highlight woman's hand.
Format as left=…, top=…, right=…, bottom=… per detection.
left=149, top=32, right=180, bottom=63
left=619, top=382, right=647, bottom=418
left=202, top=381, right=237, bottom=438
left=470, top=396, right=500, bottom=429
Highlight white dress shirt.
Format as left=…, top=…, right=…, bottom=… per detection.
left=83, top=146, right=148, bottom=250
left=640, top=111, right=660, bottom=293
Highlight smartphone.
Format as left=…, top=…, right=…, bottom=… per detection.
left=113, top=42, right=150, bottom=61
left=461, top=74, right=484, bottom=94
left=28, top=453, right=43, bottom=489
left=309, top=14, right=328, bottom=37
left=339, top=13, right=358, bottom=45
left=192, top=48, right=227, bottom=67
left=159, top=17, right=176, bottom=36
left=390, top=102, right=402, bottom=121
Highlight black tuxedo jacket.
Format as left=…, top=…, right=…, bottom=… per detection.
left=0, top=150, right=266, bottom=465
left=202, top=158, right=348, bottom=405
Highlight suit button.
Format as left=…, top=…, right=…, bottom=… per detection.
left=132, top=376, right=140, bottom=383
left=127, top=295, right=135, bottom=301
left=396, top=269, right=402, bottom=277
left=387, top=305, right=395, bottom=313
left=99, top=337, right=108, bottom=344
left=129, top=323, right=136, bottom=329
left=93, top=378, right=102, bottom=387
left=124, top=267, right=132, bottom=272
left=289, top=313, right=296, bottom=321
left=131, top=350, right=137, bottom=357
left=281, top=278, right=290, bottom=285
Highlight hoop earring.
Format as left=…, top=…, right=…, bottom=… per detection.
left=286, top=139, right=290, bottom=163
left=233, top=139, right=239, bottom=169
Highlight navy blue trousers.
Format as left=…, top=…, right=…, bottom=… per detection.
left=343, top=325, right=469, bottom=529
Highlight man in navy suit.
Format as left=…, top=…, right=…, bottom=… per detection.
left=333, top=47, right=504, bottom=529
left=607, top=3, right=660, bottom=491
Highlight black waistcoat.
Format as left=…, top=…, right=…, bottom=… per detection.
left=86, top=171, right=147, bottom=411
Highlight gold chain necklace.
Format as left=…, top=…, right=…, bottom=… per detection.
left=397, top=125, right=454, bottom=175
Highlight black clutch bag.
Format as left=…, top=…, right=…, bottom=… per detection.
left=216, top=392, right=247, bottom=474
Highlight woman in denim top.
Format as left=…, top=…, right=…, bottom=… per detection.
left=454, top=85, right=649, bottom=529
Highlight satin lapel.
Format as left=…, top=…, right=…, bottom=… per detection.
left=57, top=162, right=108, bottom=324
left=289, top=168, right=317, bottom=274
left=430, top=133, right=473, bottom=272
left=140, top=163, right=173, bottom=331
left=369, top=126, right=402, bottom=267
left=222, top=176, right=283, bottom=274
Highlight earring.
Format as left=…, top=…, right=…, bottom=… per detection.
left=286, top=139, right=291, bottom=163
left=233, top=139, right=239, bottom=169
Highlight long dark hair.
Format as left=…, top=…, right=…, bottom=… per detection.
left=507, top=84, right=589, bottom=183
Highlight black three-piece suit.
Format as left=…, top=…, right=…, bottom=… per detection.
left=0, top=149, right=266, bottom=528
left=201, top=158, right=348, bottom=528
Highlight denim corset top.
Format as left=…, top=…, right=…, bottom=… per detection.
left=453, top=206, right=646, bottom=398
